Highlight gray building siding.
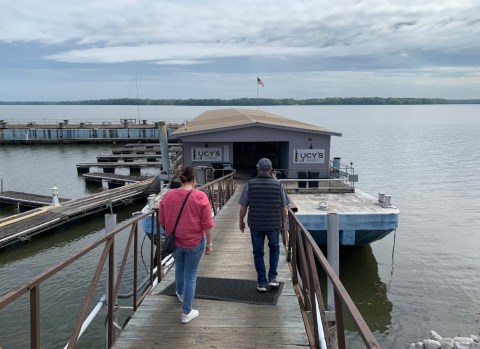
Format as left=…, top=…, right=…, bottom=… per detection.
left=180, top=125, right=334, bottom=179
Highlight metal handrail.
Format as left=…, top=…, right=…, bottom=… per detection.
left=0, top=209, right=160, bottom=349
left=284, top=208, right=381, bottom=349
left=274, top=162, right=355, bottom=185
left=0, top=171, right=238, bottom=349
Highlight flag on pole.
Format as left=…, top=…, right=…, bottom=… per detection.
left=257, top=77, right=264, bottom=87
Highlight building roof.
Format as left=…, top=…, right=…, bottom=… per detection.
left=173, top=108, right=341, bottom=137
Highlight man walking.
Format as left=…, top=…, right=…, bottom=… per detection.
left=238, top=158, right=289, bottom=292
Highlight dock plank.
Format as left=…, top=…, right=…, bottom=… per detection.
left=112, top=184, right=310, bottom=349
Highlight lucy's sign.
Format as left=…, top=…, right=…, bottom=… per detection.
left=192, top=147, right=222, bottom=161
left=293, top=149, right=325, bottom=163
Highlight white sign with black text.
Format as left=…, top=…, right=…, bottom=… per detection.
left=192, top=147, right=223, bottom=161
left=293, top=149, right=325, bottom=163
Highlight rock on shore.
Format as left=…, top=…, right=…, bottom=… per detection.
left=409, top=331, right=480, bottom=349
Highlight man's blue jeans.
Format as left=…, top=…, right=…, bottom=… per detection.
left=250, top=229, right=280, bottom=285
left=173, top=237, right=205, bottom=314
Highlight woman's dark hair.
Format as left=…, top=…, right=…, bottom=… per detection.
left=179, top=166, right=196, bottom=183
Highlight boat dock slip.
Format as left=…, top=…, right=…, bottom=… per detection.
left=0, top=121, right=183, bottom=144
left=0, top=179, right=153, bottom=249
left=0, top=191, right=69, bottom=207
left=96, top=154, right=162, bottom=162
left=83, top=172, right=153, bottom=185
left=112, top=184, right=310, bottom=349
left=114, top=144, right=182, bottom=154
left=112, top=147, right=161, bottom=154
left=76, top=161, right=161, bottom=174
left=124, top=142, right=179, bottom=148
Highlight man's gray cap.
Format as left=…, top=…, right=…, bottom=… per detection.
left=256, top=158, right=272, bottom=171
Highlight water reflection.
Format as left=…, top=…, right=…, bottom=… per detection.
left=319, top=245, right=392, bottom=335
left=0, top=201, right=148, bottom=349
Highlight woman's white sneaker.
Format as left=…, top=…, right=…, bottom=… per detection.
left=181, top=309, right=199, bottom=323
left=176, top=292, right=183, bottom=302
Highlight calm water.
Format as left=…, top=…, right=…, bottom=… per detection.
left=1, top=105, right=480, bottom=348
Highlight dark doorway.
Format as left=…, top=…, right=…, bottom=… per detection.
left=233, top=142, right=287, bottom=177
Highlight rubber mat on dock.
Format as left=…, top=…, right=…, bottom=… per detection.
left=159, top=276, right=284, bottom=305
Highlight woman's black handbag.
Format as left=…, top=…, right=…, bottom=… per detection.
left=161, top=190, right=193, bottom=257
left=162, top=233, right=175, bottom=256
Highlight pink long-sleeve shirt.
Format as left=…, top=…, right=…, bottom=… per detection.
left=158, top=189, right=214, bottom=249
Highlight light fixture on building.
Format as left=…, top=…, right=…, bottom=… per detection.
left=204, top=142, right=209, bottom=148
left=309, top=138, right=313, bottom=149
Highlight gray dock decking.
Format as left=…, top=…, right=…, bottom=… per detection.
left=112, top=185, right=310, bottom=349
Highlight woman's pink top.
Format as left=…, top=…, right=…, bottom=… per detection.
left=158, top=188, right=215, bottom=249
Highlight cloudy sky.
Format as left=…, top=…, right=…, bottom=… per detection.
left=1, top=0, right=479, bottom=101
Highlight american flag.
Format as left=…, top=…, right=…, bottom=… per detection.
left=257, top=77, right=264, bottom=87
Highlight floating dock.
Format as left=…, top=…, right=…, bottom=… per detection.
left=112, top=143, right=181, bottom=154
left=76, top=161, right=161, bottom=175
left=0, top=120, right=183, bottom=144
left=0, top=179, right=154, bottom=249
left=0, top=191, right=70, bottom=211
left=83, top=172, right=154, bottom=188
left=96, top=154, right=162, bottom=162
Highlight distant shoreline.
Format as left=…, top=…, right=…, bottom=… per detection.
left=1, top=97, right=479, bottom=106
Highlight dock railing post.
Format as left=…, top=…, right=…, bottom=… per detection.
left=105, top=214, right=117, bottom=348
left=327, top=213, right=339, bottom=311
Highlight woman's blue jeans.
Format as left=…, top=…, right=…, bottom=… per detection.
left=173, top=237, right=205, bottom=314
left=250, top=229, right=280, bottom=285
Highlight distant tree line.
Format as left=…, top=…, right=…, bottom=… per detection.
left=1, top=97, right=479, bottom=106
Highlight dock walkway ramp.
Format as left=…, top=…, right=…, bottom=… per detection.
left=112, top=183, right=309, bottom=348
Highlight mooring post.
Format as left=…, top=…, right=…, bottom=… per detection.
left=105, top=213, right=117, bottom=348
left=327, top=213, right=339, bottom=311
left=147, top=194, right=156, bottom=209
left=51, top=187, right=60, bottom=205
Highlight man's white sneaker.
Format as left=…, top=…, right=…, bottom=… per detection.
left=256, top=283, right=267, bottom=292
left=181, top=309, right=199, bottom=323
left=268, top=279, right=280, bottom=288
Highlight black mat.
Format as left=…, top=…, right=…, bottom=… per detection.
left=159, top=276, right=284, bottom=306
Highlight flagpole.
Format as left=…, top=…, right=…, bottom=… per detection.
left=256, top=80, right=259, bottom=110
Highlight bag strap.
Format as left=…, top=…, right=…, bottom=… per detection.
left=170, top=189, right=193, bottom=236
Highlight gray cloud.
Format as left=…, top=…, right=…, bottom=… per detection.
left=0, top=0, right=479, bottom=100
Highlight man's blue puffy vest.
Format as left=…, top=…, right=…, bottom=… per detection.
left=247, top=174, right=282, bottom=231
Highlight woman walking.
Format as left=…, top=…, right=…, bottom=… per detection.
left=158, top=166, right=215, bottom=323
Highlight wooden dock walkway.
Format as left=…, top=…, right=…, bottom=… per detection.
left=0, top=179, right=154, bottom=249
left=112, top=184, right=310, bottom=349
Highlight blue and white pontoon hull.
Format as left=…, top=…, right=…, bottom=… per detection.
left=287, top=189, right=399, bottom=246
